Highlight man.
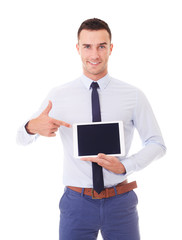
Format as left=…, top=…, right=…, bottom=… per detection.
left=17, top=18, right=166, bottom=240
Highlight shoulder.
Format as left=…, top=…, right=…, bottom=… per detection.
left=109, top=76, right=150, bottom=104
left=109, top=76, right=142, bottom=94
left=110, top=76, right=136, bottom=89
left=47, top=77, right=82, bottom=97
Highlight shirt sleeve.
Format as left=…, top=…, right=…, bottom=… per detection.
left=121, top=89, right=166, bottom=174
left=16, top=122, right=40, bottom=145
left=16, top=96, right=50, bottom=146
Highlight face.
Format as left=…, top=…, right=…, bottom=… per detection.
left=76, top=29, right=113, bottom=81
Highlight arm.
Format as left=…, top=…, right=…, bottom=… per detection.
left=121, top=90, right=166, bottom=174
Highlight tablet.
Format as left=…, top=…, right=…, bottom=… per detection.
left=73, top=121, right=125, bottom=158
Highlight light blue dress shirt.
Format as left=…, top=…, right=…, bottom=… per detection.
left=17, top=74, right=166, bottom=188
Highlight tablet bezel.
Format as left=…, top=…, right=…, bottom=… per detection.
left=73, top=121, right=125, bottom=158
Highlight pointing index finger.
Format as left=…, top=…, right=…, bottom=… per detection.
left=51, top=118, right=72, bottom=128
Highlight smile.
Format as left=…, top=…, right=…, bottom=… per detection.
left=88, top=61, right=101, bottom=66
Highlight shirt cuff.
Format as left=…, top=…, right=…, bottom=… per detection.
left=121, top=157, right=135, bottom=175
left=16, top=123, right=38, bottom=145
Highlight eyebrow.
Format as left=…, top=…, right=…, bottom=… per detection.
left=99, top=42, right=107, bottom=45
left=82, top=42, right=108, bottom=47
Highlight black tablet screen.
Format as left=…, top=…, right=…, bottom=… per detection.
left=77, top=123, right=121, bottom=156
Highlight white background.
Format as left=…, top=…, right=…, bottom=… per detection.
left=0, top=0, right=182, bottom=239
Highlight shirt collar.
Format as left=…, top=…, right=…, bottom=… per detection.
left=81, top=74, right=111, bottom=91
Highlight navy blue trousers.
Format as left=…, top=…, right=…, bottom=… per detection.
left=59, top=187, right=140, bottom=240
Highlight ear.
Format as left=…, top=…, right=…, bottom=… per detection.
left=76, top=43, right=80, bottom=55
left=109, top=43, right=113, bottom=56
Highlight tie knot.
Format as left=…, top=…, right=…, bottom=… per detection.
left=91, top=82, right=99, bottom=89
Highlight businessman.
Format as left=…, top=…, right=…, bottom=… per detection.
left=17, top=18, right=166, bottom=240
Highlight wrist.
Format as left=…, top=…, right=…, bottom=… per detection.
left=25, top=120, right=36, bottom=135
left=119, top=162, right=126, bottom=174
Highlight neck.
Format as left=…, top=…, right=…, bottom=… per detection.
left=83, top=72, right=108, bottom=81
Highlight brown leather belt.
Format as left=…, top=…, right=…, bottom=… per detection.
left=67, top=180, right=137, bottom=199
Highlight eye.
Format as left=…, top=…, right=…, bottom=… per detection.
left=84, top=45, right=91, bottom=49
left=99, top=45, right=105, bottom=49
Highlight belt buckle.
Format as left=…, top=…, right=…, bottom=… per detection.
left=91, top=189, right=102, bottom=199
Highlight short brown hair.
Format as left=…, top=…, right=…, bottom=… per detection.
left=77, top=18, right=112, bottom=41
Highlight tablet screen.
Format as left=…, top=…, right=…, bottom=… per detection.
left=73, top=121, right=125, bottom=158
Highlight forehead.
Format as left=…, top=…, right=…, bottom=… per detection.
left=78, top=29, right=110, bottom=44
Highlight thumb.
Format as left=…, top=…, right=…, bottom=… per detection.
left=98, top=153, right=109, bottom=160
left=98, top=153, right=106, bottom=158
left=42, top=100, right=52, bottom=115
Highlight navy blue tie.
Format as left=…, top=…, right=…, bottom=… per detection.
left=91, top=82, right=104, bottom=194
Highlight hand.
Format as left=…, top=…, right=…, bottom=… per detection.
left=81, top=153, right=126, bottom=174
left=26, top=101, right=71, bottom=137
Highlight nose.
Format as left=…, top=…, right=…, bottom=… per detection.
left=90, top=47, right=99, bottom=59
